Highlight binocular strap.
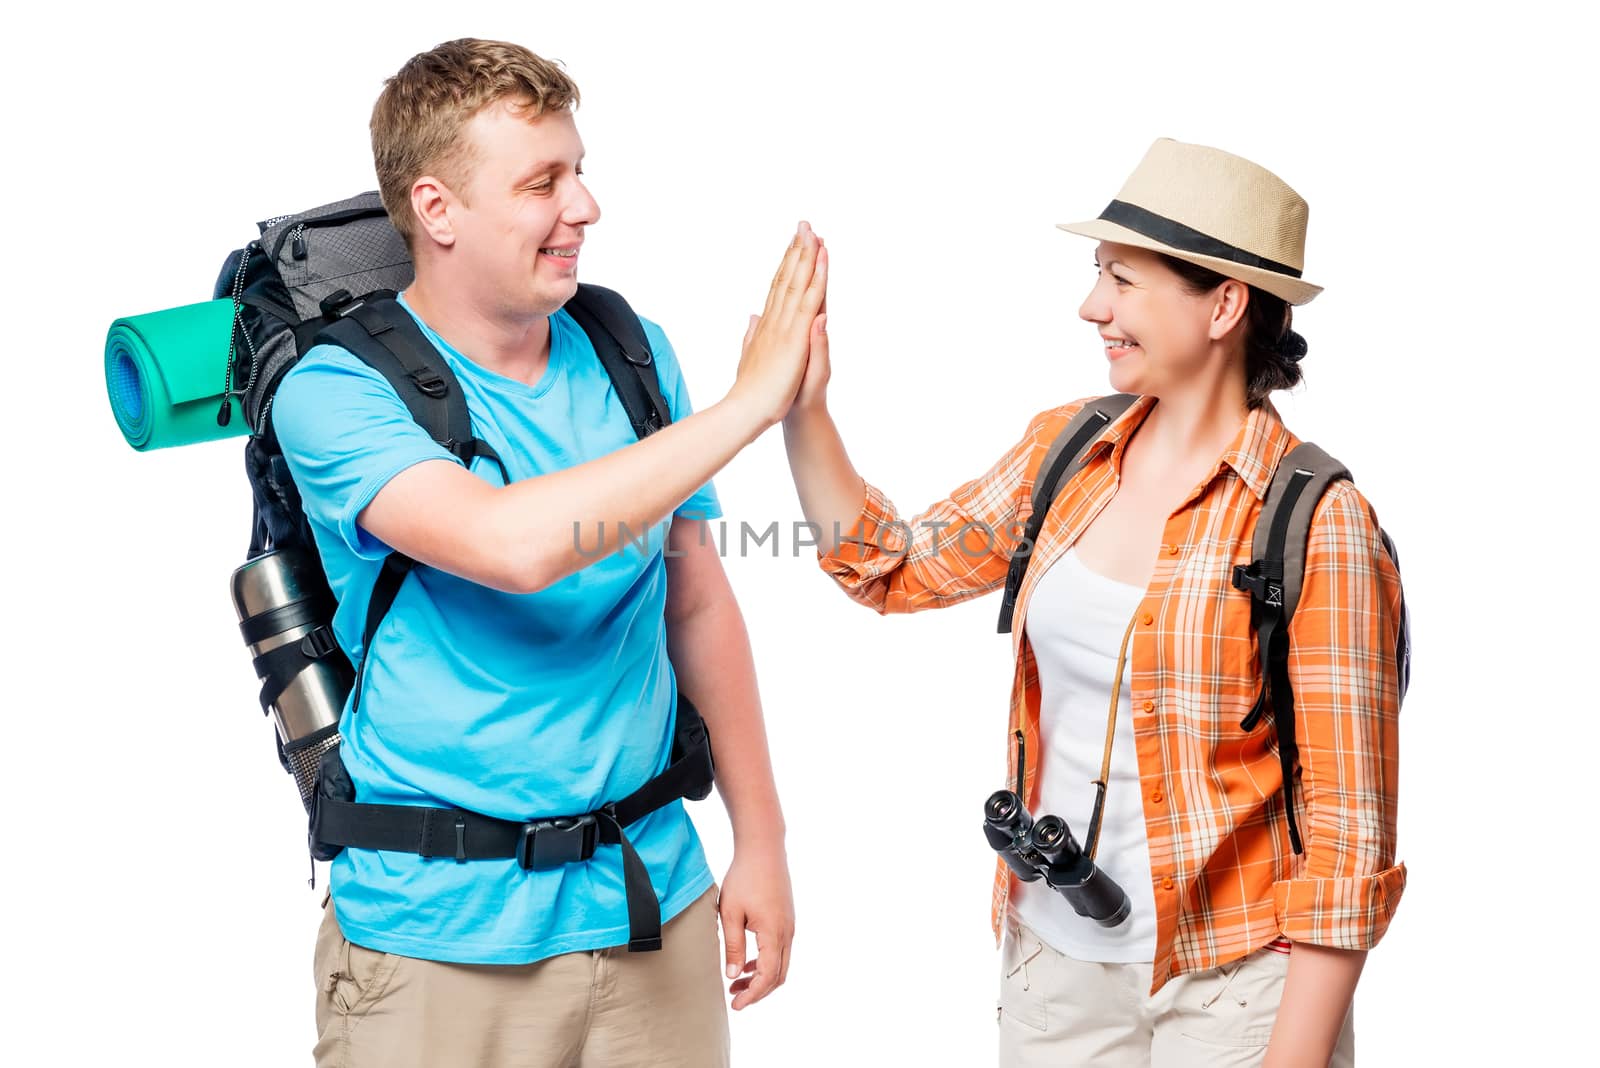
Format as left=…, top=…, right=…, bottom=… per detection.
left=1084, top=608, right=1141, bottom=860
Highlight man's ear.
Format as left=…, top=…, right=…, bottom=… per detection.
left=410, top=176, right=456, bottom=249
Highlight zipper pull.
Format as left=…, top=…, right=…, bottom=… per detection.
left=290, top=224, right=308, bottom=261
left=216, top=396, right=232, bottom=427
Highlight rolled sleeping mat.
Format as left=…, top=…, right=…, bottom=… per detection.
left=105, top=298, right=246, bottom=450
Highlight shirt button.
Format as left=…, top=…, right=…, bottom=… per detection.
left=1166, top=544, right=1180, bottom=556
left=1160, top=876, right=1174, bottom=891
left=1142, top=700, right=1155, bottom=713
left=1141, top=612, right=1154, bottom=626
left=1151, top=789, right=1164, bottom=804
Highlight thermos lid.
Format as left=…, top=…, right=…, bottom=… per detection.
left=230, top=548, right=326, bottom=622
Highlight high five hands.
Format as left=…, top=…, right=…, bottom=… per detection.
left=733, top=221, right=830, bottom=429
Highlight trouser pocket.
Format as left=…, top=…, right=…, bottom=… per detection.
left=1170, top=942, right=1289, bottom=1050
left=997, top=915, right=1049, bottom=1032
left=314, top=903, right=401, bottom=1019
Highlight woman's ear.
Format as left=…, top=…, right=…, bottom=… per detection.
left=1208, top=279, right=1250, bottom=341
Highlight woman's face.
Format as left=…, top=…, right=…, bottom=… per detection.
left=1077, top=241, right=1228, bottom=398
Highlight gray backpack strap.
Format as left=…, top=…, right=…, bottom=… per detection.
left=1253, top=443, right=1351, bottom=626
left=1230, top=441, right=1351, bottom=854
left=997, top=394, right=1139, bottom=633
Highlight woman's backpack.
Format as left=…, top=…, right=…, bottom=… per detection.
left=996, top=394, right=1411, bottom=854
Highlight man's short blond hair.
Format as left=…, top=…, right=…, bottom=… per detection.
left=371, top=38, right=580, bottom=246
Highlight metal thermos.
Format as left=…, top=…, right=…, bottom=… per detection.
left=229, top=547, right=353, bottom=809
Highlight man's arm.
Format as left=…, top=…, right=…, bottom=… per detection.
left=361, top=400, right=761, bottom=592
left=663, top=517, right=793, bottom=1011
left=360, top=226, right=827, bottom=593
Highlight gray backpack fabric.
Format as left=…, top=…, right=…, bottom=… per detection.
left=214, top=192, right=412, bottom=436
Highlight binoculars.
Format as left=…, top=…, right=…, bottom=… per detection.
left=983, top=789, right=1132, bottom=928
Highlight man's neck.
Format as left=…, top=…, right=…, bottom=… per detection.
left=402, top=277, right=554, bottom=387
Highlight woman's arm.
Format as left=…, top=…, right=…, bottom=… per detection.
left=779, top=315, right=865, bottom=558
left=1265, top=943, right=1365, bottom=1066
left=1267, top=480, right=1406, bottom=1061
left=776, top=305, right=1075, bottom=613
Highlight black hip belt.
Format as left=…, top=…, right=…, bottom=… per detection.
left=309, top=695, right=714, bottom=952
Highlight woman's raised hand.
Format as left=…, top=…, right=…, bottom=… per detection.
left=791, top=284, right=829, bottom=415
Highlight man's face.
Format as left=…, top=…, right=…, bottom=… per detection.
left=446, top=102, right=599, bottom=318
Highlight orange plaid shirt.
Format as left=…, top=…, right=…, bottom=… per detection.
left=818, top=395, right=1405, bottom=994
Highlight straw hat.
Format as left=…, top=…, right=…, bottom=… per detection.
left=1058, top=138, right=1322, bottom=305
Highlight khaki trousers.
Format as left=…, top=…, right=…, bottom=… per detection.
left=998, top=913, right=1355, bottom=1067
left=313, top=888, right=729, bottom=1068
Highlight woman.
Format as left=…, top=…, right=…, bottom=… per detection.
left=779, top=140, right=1404, bottom=1066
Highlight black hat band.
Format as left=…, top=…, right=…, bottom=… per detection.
left=1099, top=200, right=1302, bottom=279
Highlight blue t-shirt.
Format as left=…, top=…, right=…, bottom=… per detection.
left=273, top=295, right=721, bottom=964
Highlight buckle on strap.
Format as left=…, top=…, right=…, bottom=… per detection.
left=299, top=625, right=340, bottom=659
left=1231, top=562, right=1284, bottom=607
left=319, top=289, right=360, bottom=319
left=516, top=814, right=598, bottom=870
left=409, top=366, right=448, bottom=398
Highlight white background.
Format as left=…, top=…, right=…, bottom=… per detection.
left=2, top=1, right=1594, bottom=1064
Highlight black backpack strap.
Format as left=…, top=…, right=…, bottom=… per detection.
left=252, top=624, right=342, bottom=711
left=563, top=284, right=673, bottom=439
left=309, top=291, right=516, bottom=714
left=310, top=291, right=510, bottom=484
left=346, top=552, right=414, bottom=716
left=1230, top=442, right=1351, bottom=855
left=310, top=693, right=714, bottom=952
left=997, top=394, right=1139, bottom=633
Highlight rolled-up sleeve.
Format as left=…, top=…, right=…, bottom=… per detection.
left=817, top=405, right=1077, bottom=614
left=1273, top=480, right=1407, bottom=948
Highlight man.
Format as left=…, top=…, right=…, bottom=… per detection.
left=273, top=38, right=826, bottom=1067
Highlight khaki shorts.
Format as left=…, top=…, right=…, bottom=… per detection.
left=998, top=912, right=1355, bottom=1067
left=313, top=887, right=728, bottom=1068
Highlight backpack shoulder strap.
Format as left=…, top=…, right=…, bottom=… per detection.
left=562, top=283, right=673, bottom=439
left=310, top=291, right=512, bottom=485
left=312, top=294, right=457, bottom=452
left=1246, top=442, right=1352, bottom=626
left=1231, top=441, right=1352, bottom=855
left=997, top=394, right=1139, bottom=634
left=307, top=291, right=511, bottom=715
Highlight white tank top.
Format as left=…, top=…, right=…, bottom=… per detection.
left=1011, top=547, right=1158, bottom=962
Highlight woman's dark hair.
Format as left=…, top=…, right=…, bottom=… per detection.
left=1156, top=254, right=1307, bottom=409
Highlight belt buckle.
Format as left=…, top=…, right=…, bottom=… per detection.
left=516, top=814, right=598, bottom=870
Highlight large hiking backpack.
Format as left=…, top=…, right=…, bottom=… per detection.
left=217, top=195, right=714, bottom=953
left=996, top=394, right=1410, bottom=853
left=216, top=192, right=676, bottom=808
